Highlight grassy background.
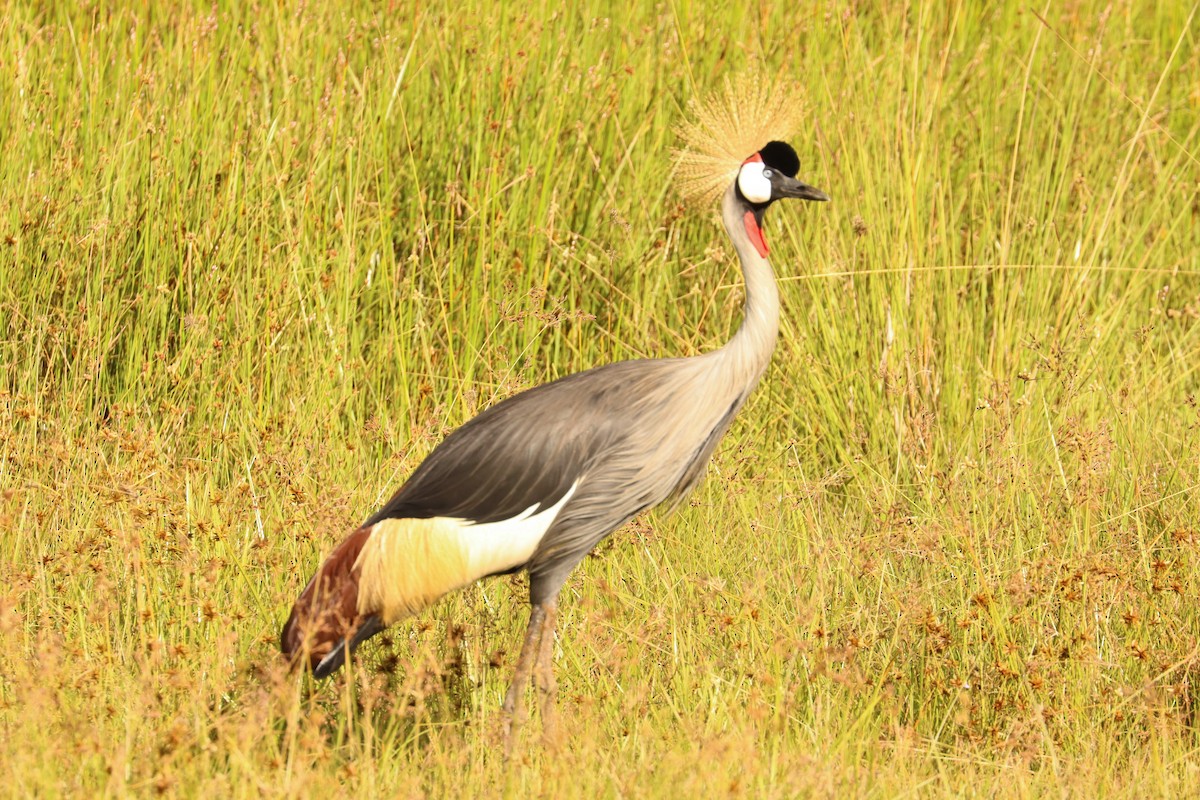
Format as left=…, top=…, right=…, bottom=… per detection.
left=2, top=0, right=1199, bottom=796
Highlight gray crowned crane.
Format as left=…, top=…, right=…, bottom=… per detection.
left=281, top=88, right=828, bottom=742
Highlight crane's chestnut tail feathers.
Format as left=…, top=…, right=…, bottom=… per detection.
left=280, top=519, right=473, bottom=679
left=280, top=526, right=373, bottom=676
left=282, top=493, right=578, bottom=678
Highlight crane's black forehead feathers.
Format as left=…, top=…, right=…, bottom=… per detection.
left=759, top=141, right=800, bottom=178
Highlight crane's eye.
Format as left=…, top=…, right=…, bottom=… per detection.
left=763, top=169, right=774, bottom=178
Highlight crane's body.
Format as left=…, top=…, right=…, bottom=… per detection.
left=281, top=135, right=827, bottom=743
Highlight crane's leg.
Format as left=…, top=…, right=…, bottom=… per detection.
left=533, top=600, right=560, bottom=748
left=501, top=603, right=546, bottom=751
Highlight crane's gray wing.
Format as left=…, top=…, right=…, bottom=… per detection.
left=365, top=362, right=651, bottom=527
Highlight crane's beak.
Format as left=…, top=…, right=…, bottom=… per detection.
left=775, top=175, right=829, bottom=202
left=311, top=614, right=385, bottom=678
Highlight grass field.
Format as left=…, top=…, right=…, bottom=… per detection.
left=2, top=1, right=1199, bottom=796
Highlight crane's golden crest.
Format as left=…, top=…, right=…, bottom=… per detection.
left=675, top=72, right=808, bottom=208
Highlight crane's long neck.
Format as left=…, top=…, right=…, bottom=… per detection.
left=718, top=183, right=780, bottom=384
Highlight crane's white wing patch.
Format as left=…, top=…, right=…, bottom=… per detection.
left=458, top=482, right=577, bottom=577
left=354, top=483, right=578, bottom=624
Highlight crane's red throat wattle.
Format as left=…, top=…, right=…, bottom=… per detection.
left=744, top=211, right=768, bottom=258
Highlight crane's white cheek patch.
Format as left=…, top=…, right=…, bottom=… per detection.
left=354, top=484, right=578, bottom=624
left=737, top=162, right=772, bottom=204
